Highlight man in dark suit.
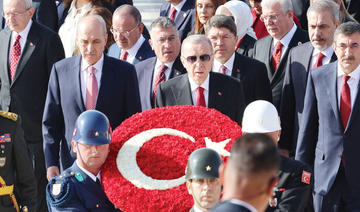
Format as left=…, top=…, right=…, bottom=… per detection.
left=155, top=34, right=246, bottom=125
left=291, top=0, right=309, bottom=30
left=296, top=22, right=360, bottom=211
left=241, top=100, right=312, bottom=212
left=251, top=0, right=309, bottom=109
left=43, top=15, right=141, bottom=182
left=108, top=5, right=155, bottom=65
left=0, top=0, right=65, bottom=211
left=211, top=134, right=280, bottom=212
left=280, top=0, right=340, bottom=157
left=135, top=17, right=186, bottom=111
left=345, top=0, right=360, bottom=23
left=160, top=0, right=195, bottom=40
left=205, top=15, right=272, bottom=105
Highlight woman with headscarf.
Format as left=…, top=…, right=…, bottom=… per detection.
left=216, top=0, right=257, bottom=56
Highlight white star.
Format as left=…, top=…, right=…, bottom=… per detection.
left=204, top=137, right=231, bottom=157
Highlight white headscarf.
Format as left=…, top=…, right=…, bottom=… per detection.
left=216, top=0, right=257, bottom=40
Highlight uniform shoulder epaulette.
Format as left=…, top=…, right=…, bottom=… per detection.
left=46, top=172, right=77, bottom=207
left=0, top=111, right=18, bottom=122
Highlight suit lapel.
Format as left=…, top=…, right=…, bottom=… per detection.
left=173, top=74, right=193, bottom=105
left=73, top=56, right=86, bottom=111
left=346, top=75, right=360, bottom=131
left=325, top=63, right=341, bottom=124
left=208, top=73, right=224, bottom=109
left=0, top=29, right=11, bottom=85
left=95, top=55, right=112, bottom=111
left=231, top=53, right=244, bottom=80
left=169, top=57, right=184, bottom=78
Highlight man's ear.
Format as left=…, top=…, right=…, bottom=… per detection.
left=186, top=180, right=192, bottom=194
left=267, top=176, right=279, bottom=196
left=219, top=163, right=226, bottom=186
left=149, top=39, right=153, bottom=50
left=71, top=140, right=77, bottom=154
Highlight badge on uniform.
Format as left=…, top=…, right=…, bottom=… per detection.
left=52, top=184, right=62, bottom=196
left=0, top=157, right=6, bottom=167
left=75, top=172, right=84, bottom=182
left=0, top=134, right=11, bottom=143
left=301, top=170, right=311, bottom=184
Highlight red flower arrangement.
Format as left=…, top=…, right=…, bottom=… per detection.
left=101, top=105, right=242, bottom=212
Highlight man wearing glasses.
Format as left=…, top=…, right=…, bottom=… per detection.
left=108, top=5, right=155, bottom=65
left=251, top=0, right=308, bottom=109
left=155, top=34, right=246, bottom=125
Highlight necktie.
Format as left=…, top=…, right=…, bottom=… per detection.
left=196, top=87, right=206, bottom=107
left=120, top=50, right=128, bottom=61
left=313, top=52, right=325, bottom=69
left=220, top=65, right=227, bottom=75
left=340, top=75, right=351, bottom=129
left=10, top=34, right=21, bottom=82
left=271, top=41, right=283, bottom=72
left=96, top=178, right=101, bottom=186
left=86, top=66, right=98, bottom=110
left=153, top=64, right=167, bottom=104
left=170, top=7, right=177, bottom=21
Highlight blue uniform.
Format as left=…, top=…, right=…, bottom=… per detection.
left=46, top=162, right=120, bottom=211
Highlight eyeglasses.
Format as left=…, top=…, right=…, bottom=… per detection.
left=110, top=24, right=140, bottom=36
left=336, top=43, right=360, bottom=51
left=183, top=54, right=212, bottom=63
left=260, top=15, right=280, bottom=22
left=2, top=9, right=29, bottom=18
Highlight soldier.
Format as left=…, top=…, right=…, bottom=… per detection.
left=186, top=148, right=222, bottom=212
left=0, top=111, right=37, bottom=212
left=46, top=110, right=119, bottom=211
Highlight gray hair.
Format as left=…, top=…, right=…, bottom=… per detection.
left=204, top=15, right=237, bottom=37
left=149, top=17, right=178, bottom=39
left=261, top=0, right=293, bottom=13
left=334, top=22, right=360, bottom=42
left=4, top=0, right=32, bottom=9
left=78, top=15, right=107, bottom=36
left=114, top=5, right=142, bottom=24
left=181, top=34, right=213, bottom=55
left=307, top=0, right=339, bottom=23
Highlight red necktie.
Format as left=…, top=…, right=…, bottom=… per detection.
left=10, top=34, right=21, bottom=82
left=340, top=75, right=351, bottom=129
left=170, top=7, right=177, bottom=21
left=220, top=65, right=227, bottom=74
left=313, top=52, right=325, bottom=69
left=271, top=41, right=283, bottom=72
left=153, top=64, right=167, bottom=104
left=86, top=66, right=98, bottom=110
left=120, top=50, right=128, bottom=61
left=196, top=87, right=206, bottom=107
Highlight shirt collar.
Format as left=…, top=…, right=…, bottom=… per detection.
left=193, top=205, right=206, bottom=212
left=228, top=199, right=258, bottom=212
left=213, top=53, right=235, bottom=73
left=188, top=73, right=210, bottom=92
left=273, top=23, right=297, bottom=48
left=81, top=54, right=104, bottom=72
left=155, top=59, right=175, bottom=72
left=76, top=160, right=101, bottom=182
left=337, top=63, right=360, bottom=81
left=12, top=19, right=32, bottom=41
left=172, top=0, right=186, bottom=12
left=312, top=45, right=334, bottom=59
left=126, top=35, right=145, bottom=56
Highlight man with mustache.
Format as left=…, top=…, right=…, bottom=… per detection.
left=280, top=0, right=339, bottom=157
left=296, top=22, right=360, bottom=211
left=43, top=15, right=141, bottom=181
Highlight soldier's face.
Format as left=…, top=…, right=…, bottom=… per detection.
left=73, top=142, right=110, bottom=171
left=186, top=178, right=222, bottom=210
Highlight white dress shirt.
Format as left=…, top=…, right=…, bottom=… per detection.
left=170, top=0, right=186, bottom=21
left=152, top=59, right=174, bottom=90
left=229, top=199, right=258, bottom=212
left=123, top=35, right=145, bottom=64
left=271, top=24, right=297, bottom=59
left=213, top=53, right=235, bottom=76
left=311, top=45, right=334, bottom=68
left=193, top=205, right=206, bottom=212
left=76, top=160, right=101, bottom=182
left=337, top=64, right=360, bottom=109
left=9, top=19, right=32, bottom=62
left=80, top=54, right=104, bottom=105
left=188, top=74, right=210, bottom=106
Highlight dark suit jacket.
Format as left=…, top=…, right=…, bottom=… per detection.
left=280, top=42, right=337, bottom=153
left=231, top=52, right=272, bottom=105
left=107, top=39, right=155, bottom=65
left=210, top=201, right=252, bottom=212
left=296, top=62, right=360, bottom=202
left=236, top=34, right=256, bottom=57
left=251, top=27, right=309, bottom=109
left=32, top=0, right=58, bottom=31
left=291, top=0, right=309, bottom=30
left=135, top=56, right=186, bottom=111
left=346, top=0, right=360, bottom=23
left=160, top=0, right=195, bottom=41
left=155, top=72, right=246, bottom=125
left=42, top=55, right=141, bottom=169
left=0, top=21, right=64, bottom=142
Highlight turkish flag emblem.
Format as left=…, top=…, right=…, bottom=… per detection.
left=101, top=105, right=242, bottom=212
left=301, top=171, right=311, bottom=184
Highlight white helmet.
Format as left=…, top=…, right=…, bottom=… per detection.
left=242, top=100, right=281, bottom=133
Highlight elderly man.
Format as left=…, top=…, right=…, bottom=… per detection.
left=280, top=0, right=339, bottom=157
left=251, top=0, right=309, bottom=109
left=0, top=0, right=64, bottom=210
left=135, top=17, right=186, bottom=111
left=296, top=22, right=360, bottom=211
left=46, top=110, right=120, bottom=211
left=242, top=100, right=312, bottom=212
left=186, top=148, right=222, bottom=212
left=108, top=5, right=155, bottom=64
left=205, top=15, right=272, bottom=105
left=43, top=15, right=141, bottom=182
left=155, top=34, right=246, bottom=125
left=211, top=133, right=280, bottom=212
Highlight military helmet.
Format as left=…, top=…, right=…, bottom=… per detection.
left=72, top=110, right=111, bottom=145
left=185, top=148, right=222, bottom=180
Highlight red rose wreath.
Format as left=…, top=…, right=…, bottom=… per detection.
left=101, top=105, right=242, bottom=212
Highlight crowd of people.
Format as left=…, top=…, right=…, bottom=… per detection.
left=0, top=0, right=360, bottom=211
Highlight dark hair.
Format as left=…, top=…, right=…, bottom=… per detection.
left=150, top=17, right=176, bottom=32
left=195, top=0, right=226, bottom=34
left=114, top=4, right=142, bottom=24
left=334, top=22, right=360, bottom=42
left=229, top=133, right=280, bottom=174
left=204, top=15, right=237, bottom=36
